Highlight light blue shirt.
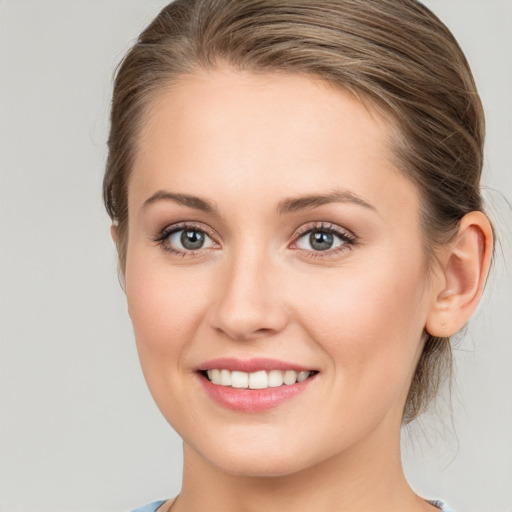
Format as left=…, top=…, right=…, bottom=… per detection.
left=131, top=501, right=166, bottom=512
left=131, top=498, right=455, bottom=511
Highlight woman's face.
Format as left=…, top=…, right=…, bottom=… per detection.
left=124, top=68, right=439, bottom=476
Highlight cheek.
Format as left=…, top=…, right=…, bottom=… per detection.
left=124, top=252, right=216, bottom=422
left=125, top=252, right=211, bottom=358
left=292, top=253, right=429, bottom=391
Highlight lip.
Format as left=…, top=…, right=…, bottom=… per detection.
left=196, top=358, right=318, bottom=412
left=197, top=357, right=314, bottom=373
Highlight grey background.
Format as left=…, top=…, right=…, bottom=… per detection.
left=0, top=1, right=510, bottom=511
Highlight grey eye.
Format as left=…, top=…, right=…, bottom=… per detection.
left=295, top=230, right=346, bottom=252
left=168, top=229, right=214, bottom=251
left=309, top=232, right=334, bottom=251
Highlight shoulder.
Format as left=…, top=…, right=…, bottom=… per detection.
left=130, top=500, right=167, bottom=512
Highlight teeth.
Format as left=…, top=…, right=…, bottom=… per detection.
left=297, top=371, right=309, bottom=383
left=268, top=370, right=284, bottom=387
left=205, top=369, right=312, bottom=389
left=249, top=370, right=268, bottom=389
left=220, top=369, right=231, bottom=386
left=209, top=369, right=221, bottom=384
left=231, top=371, right=249, bottom=388
left=283, top=370, right=298, bottom=385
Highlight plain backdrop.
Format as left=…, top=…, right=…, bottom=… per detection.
left=0, top=1, right=511, bottom=511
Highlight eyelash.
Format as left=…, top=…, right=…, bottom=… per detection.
left=291, top=222, right=357, bottom=259
left=153, top=221, right=357, bottom=258
left=152, top=222, right=218, bottom=257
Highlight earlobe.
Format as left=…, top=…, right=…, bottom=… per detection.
left=110, top=224, right=119, bottom=244
left=425, top=211, right=493, bottom=337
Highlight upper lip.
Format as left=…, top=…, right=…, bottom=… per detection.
left=197, top=357, right=315, bottom=373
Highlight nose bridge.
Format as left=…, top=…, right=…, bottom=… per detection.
left=210, top=242, right=286, bottom=340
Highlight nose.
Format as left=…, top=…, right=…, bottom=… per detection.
left=208, top=249, right=288, bottom=341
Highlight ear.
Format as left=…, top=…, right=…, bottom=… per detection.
left=425, top=211, right=493, bottom=337
left=110, top=223, right=119, bottom=244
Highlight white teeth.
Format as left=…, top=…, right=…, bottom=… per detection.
left=231, top=371, right=249, bottom=388
left=249, top=370, right=268, bottom=389
left=209, top=369, right=221, bottom=385
left=268, top=370, right=284, bottom=387
left=220, top=369, right=231, bottom=386
left=283, top=370, right=298, bottom=385
left=205, top=369, right=313, bottom=389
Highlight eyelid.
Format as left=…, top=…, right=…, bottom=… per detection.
left=292, top=221, right=355, bottom=239
left=292, top=222, right=356, bottom=241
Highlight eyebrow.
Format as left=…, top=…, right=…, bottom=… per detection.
left=142, top=190, right=217, bottom=214
left=142, top=188, right=376, bottom=216
left=277, top=189, right=376, bottom=215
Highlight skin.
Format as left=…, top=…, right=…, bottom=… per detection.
left=119, top=67, right=492, bottom=512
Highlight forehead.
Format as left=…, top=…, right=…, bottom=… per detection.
left=129, top=67, right=418, bottom=218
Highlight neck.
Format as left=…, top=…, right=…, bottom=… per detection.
left=174, top=417, right=430, bottom=512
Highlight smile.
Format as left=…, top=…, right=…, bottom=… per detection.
left=196, top=359, right=318, bottom=412
left=204, top=369, right=313, bottom=389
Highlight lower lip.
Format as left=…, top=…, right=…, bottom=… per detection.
left=198, top=374, right=316, bottom=412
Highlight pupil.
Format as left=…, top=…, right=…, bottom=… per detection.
left=310, top=231, right=333, bottom=251
left=181, top=230, right=204, bottom=250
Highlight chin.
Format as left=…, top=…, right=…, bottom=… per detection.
left=206, top=450, right=312, bottom=478
left=182, top=425, right=332, bottom=479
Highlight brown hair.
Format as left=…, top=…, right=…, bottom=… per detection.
left=103, top=0, right=486, bottom=423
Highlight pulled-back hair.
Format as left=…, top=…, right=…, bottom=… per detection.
left=104, top=0, right=486, bottom=423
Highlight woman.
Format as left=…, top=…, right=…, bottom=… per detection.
left=103, top=1, right=493, bottom=511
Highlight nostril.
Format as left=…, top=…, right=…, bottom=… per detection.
left=256, top=328, right=272, bottom=334
left=214, top=325, right=280, bottom=342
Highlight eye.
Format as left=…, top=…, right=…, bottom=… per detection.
left=292, top=223, right=356, bottom=254
left=154, top=224, right=217, bottom=255
left=168, top=229, right=214, bottom=251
